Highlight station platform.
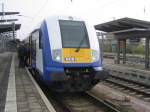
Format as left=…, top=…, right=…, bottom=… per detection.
left=104, top=58, right=146, bottom=70
left=104, top=58, right=150, bottom=77
left=0, top=52, right=55, bottom=112
left=104, top=58, right=150, bottom=88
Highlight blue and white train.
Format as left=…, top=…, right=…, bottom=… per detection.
left=25, top=15, right=108, bottom=92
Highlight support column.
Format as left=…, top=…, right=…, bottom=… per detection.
left=123, top=39, right=126, bottom=64
left=145, top=38, right=149, bottom=69
left=117, top=39, right=120, bottom=64
left=12, top=22, right=15, bottom=40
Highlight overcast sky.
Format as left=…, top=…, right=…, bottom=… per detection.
left=1, top=0, right=150, bottom=40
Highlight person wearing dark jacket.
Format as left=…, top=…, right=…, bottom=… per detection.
left=24, top=44, right=30, bottom=66
left=17, top=44, right=27, bottom=68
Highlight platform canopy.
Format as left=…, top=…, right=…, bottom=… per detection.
left=95, top=18, right=150, bottom=69
left=95, top=18, right=150, bottom=39
left=0, top=12, right=19, bottom=15
left=0, top=19, right=18, bottom=22
left=0, top=24, right=21, bottom=33
left=95, top=17, right=150, bottom=32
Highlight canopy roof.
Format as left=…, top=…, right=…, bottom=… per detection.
left=95, top=17, right=150, bottom=32
left=0, top=19, right=18, bottom=22
left=0, top=24, right=21, bottom=33
left=95, top=18, right=150, bottom=39
left=0, top=12, right=19, bottom=15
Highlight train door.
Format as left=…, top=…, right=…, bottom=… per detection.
left=31, top=30, right=38, bottom=68
left=31, top=39, right=36, bottom=68
left=31, top=30, right=43, bottom=73
left=29, top=35, right=33, bottom=66
left=35, top=30, right=44, bottom=74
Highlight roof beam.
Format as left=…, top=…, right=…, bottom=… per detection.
left=0, top=12, right=19, bottom=15
left=0, top=19, right=18, bottom=22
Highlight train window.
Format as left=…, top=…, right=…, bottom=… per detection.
left=59, top=20, right=90, bottom=48
left=31, top=30, right=42, bottom=49
left=39, top=30, right=43, bottom=49
left=32, top=40, right=36, bottom=60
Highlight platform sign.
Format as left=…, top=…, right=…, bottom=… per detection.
left=129, top=38, right=140, bottom=43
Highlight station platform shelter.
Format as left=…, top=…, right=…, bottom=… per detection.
left=0, top=23, right=21, bottom=52
left=95, top=18, right=150, bottom=69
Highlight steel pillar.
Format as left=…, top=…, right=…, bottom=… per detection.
left=145, top=38, right=149, bottom=69
left=117, top=39, right=120, bottom=64
left=122, top=39, right=126, bottom=64
left=12, top=22, right=15, bottom=40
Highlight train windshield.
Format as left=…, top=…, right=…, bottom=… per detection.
left=59, top=20, right=90, bottom=48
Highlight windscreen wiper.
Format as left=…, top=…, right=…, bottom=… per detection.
left=75, top=35, right=86, bottom=52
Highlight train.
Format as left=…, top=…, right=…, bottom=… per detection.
left=25, top=15, right=108, bottom=92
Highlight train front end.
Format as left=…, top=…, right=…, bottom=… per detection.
left=43, top=16, right=108, bottom=92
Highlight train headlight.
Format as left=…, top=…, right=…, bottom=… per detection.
left=56, top=56, right=61, bottom=61
left=52, top=49, right=62, bottom=62
left=92, top=50, right=99, bottom=62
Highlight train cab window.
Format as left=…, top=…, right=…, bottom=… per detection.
left=59, top=20, right=90, bottom=48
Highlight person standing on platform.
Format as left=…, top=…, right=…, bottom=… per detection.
left=24, top=44, right=30, bottom=66
left=17, top=43, right=27, bottom=68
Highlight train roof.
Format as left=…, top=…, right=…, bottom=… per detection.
left=30, top=15, right=85, bottom=34
left=45, top=15, right=84, bottom=22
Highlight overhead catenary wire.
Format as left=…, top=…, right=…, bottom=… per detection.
left=30, top=0, right=121, bottom=22
left=32, top=0, right=48, bottom=20
left=97, top=0, right=122, bottom=9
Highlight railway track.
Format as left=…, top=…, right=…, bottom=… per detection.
left=28, top=69, right=121, bottom=112
left=50, top=92, right=121, bottom=112
left=104, top=75, right=150, bottom=101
